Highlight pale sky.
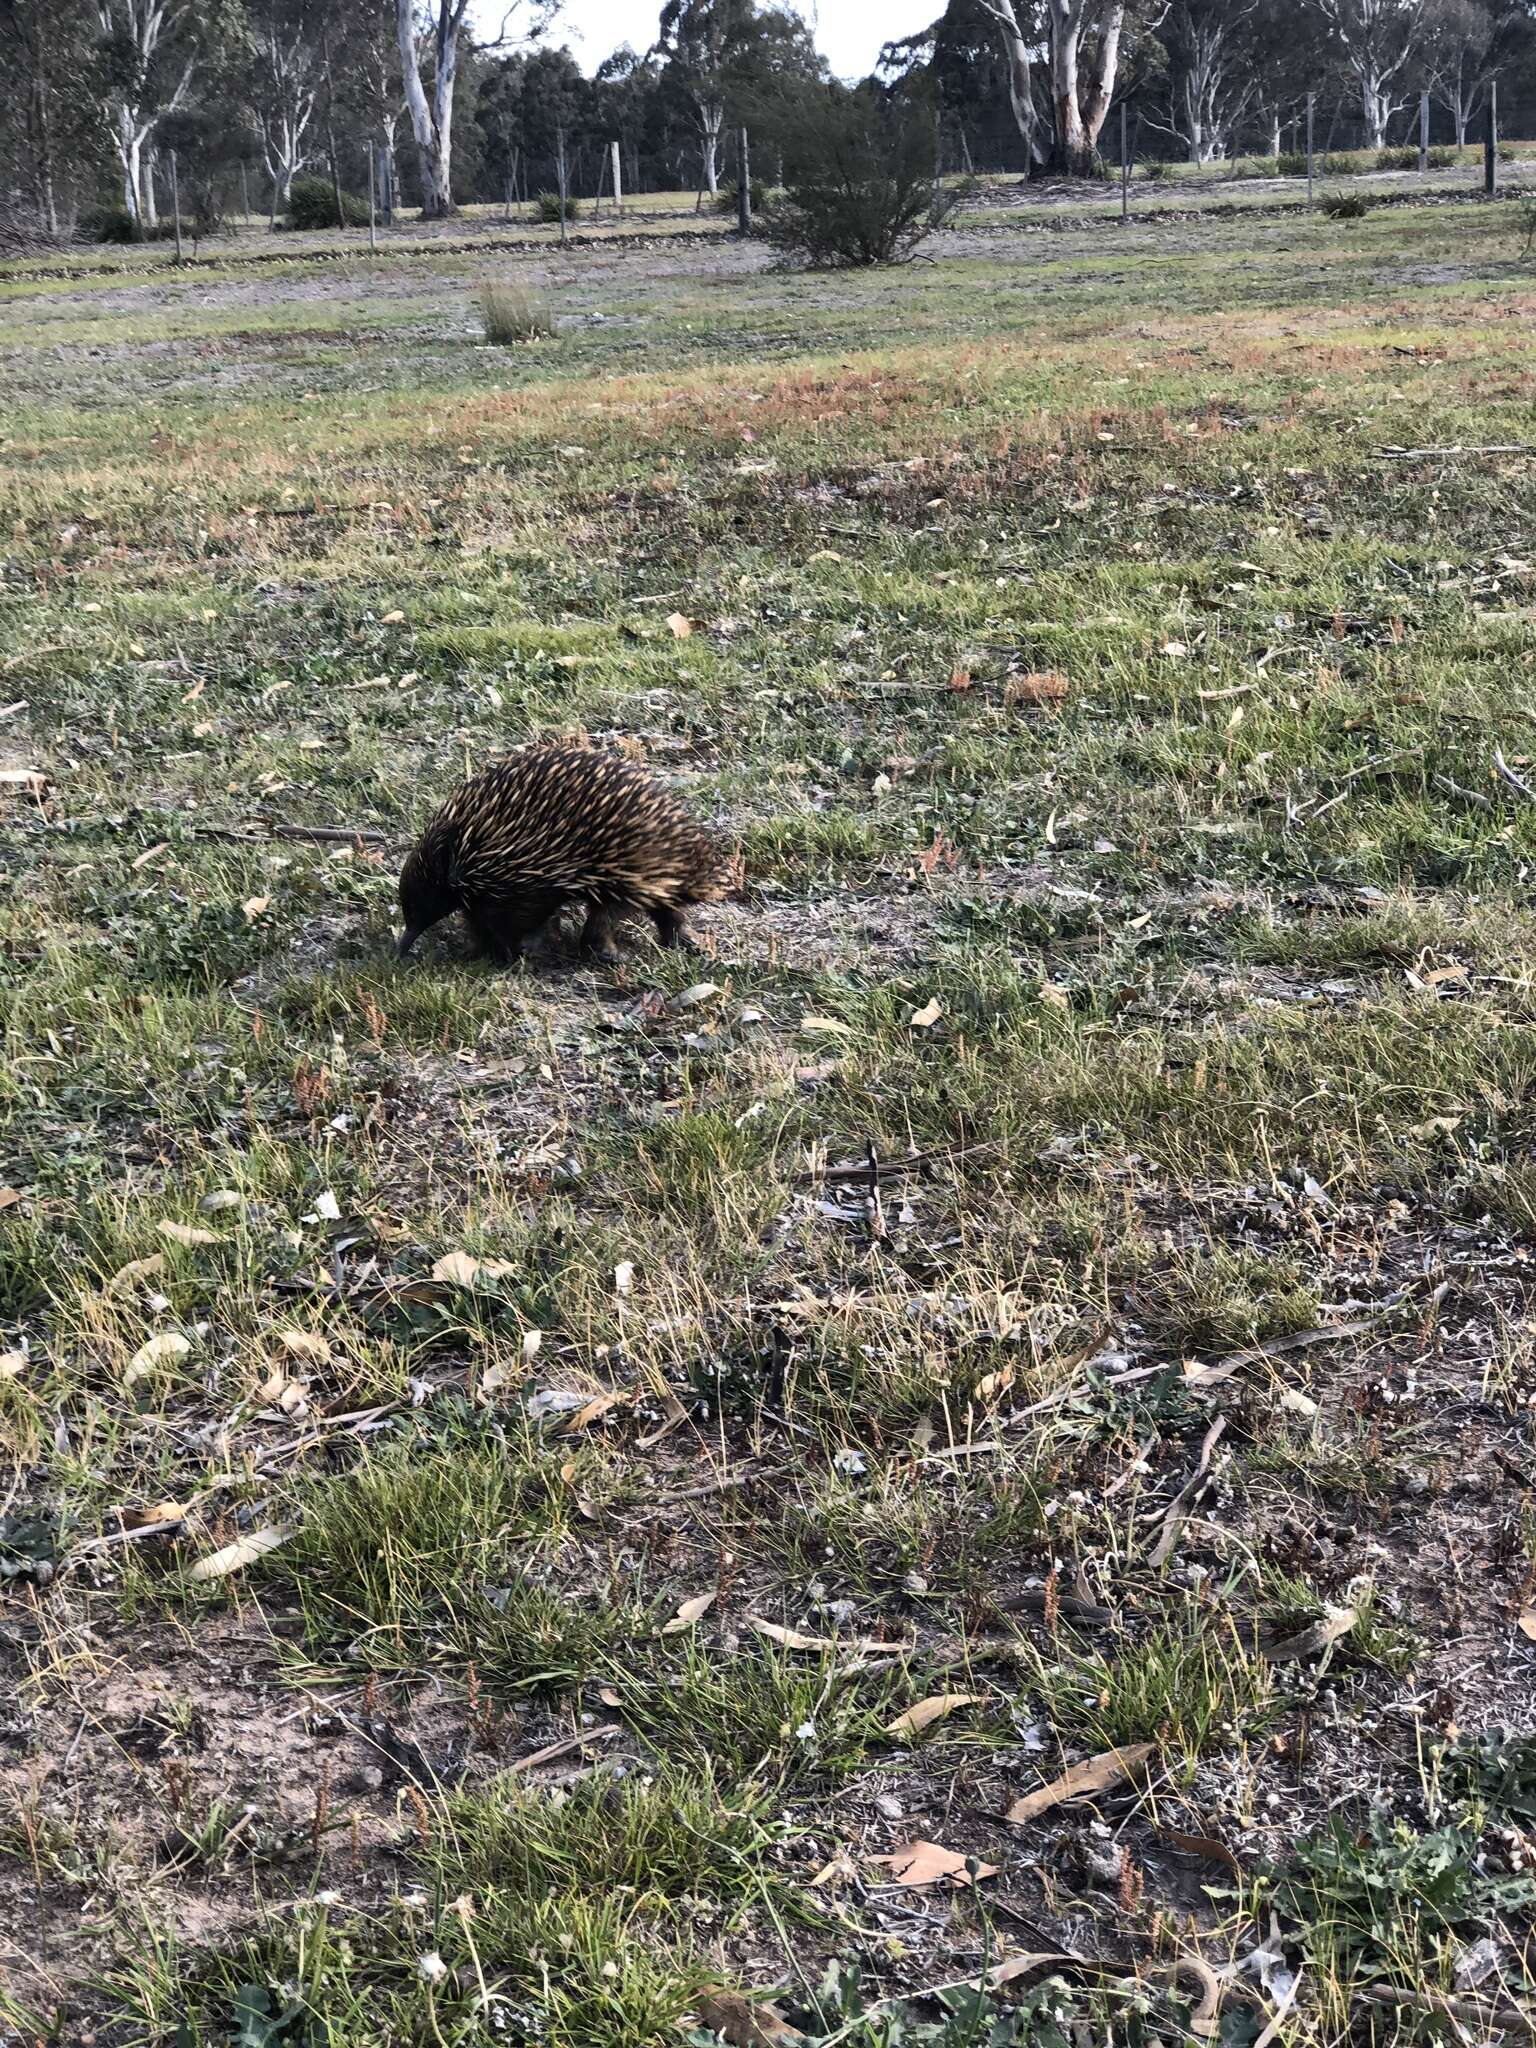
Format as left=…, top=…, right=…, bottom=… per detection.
left=474, top=1, right=941, bottom=82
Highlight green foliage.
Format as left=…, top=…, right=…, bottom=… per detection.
left=285, top=175, right=369, bottom=230
left=713, top=177, right=770, bottom=214
left=759, top=84, right=960, bottom=268
left=77, top=205, right=193, bottom=244
left=1273, top=1809, right=1536, bottom=1977
left=1141, top=159, right=1173, bottom=183
left=1320, top=151, right=1363, bottom=175
left=1376, top=147, right=1420, bottom=171
left=1442, top=1728, right=1536, bottom=1823
left=534, top=189, right=582, bottom=223
left=790, top=1958, right=1071, bottom=2048
left=1322, top=190, right=1373, bottom=220
left=1427, top=144, right=1461, bottom=168
left=1277, top=152, right=1308, bottom=176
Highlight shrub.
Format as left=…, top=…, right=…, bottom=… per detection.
left=1277, top=152, right=1308, bottom=177
left=79, top=204, right=139, bottom=244
left=758, top=84, right=960, bottom=268
left=285, top=174, right=369, bottom=230
left=1322, top=189, right=1372, bottom=219
left=1376, top=146, right=1419, bottom=171
left=479, top=281, right=557, bottom=343
left=713, top=177, right=769, bottom=215
left=1320, top=150, right=1362, bottom=175
left=77, top=206, right=195, bottom=245
left=1141, top=159, right=1172, bottom=182
left=534, top=190, right=581, bottom=224
left=1237, top=156, right=1280, bottom=178
left=1427, top=144, right=1461, bottom=168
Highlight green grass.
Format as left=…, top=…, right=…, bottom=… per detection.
left=4, top=186, right=1536, bottom=2048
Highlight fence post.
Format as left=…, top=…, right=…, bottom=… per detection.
left=367, top=145, right=376, bottom=250
left=737, top=127, right=751, bottom=234
left=1306, top=93, right=1315, bottom=211
left=1485, top=79, right=1498, bottom=196
left=1419, top=90, right=1429, bottom=173
left=1120, top=103, right=1129, bottom=223
left=557, top=125, right=569, bottom=245
left=169, top=150, right=183, bottom=261
left=612, top=138, right=623, bottom=219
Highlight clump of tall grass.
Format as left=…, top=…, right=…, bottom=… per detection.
left=479, top=281, right=558, bottom=344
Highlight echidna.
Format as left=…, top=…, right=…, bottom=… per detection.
left=396, top=742, right=723, bottom=964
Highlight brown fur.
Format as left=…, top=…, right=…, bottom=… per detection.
left=397, top=743, right=723, bottom=963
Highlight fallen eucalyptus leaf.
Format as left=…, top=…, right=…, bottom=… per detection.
left=662, top=1591, right=716, bottom=1634
left=188, top=1524, right=296, bottom=1582
left=869, top=1839, right=997, bottom=1888
left=1007, top=1742, right=1155, bottom=1824
left=884, top=1692, right=982, bottom=1740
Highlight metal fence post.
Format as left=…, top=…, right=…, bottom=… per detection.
left=1485, top=79, right=1498, bottom=196
left=1306, top=93, right=1315, bottom=211
left=1120, top=103, right=1129, bottom=223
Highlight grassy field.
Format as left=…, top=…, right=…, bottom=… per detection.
left=4, top=188, right=1536, bottom=2046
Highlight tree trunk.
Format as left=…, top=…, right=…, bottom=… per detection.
left=1369, top=79, right=1393, bottom=150
left=976, top=0, right=1044, bottom=167
left=397, top=0, right=459, bottom=218
left=1270, top=110, right=1282, bottom=158
left=29, top=69, right=59, bottom=236
left=698, top=100, right=722, bottom=194
left=111, top=102, right=143, bottom=225
left=142, top=151, right=159, bottom=230
left=1047, top=1, right=1124, bottom=178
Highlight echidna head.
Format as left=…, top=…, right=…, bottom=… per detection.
left=397, top=833, right=458, bottom=958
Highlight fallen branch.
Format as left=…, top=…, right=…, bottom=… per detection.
left=1433, top=774, right=1493, bottom=812
left=1379, top=443, right=1535, bottom=460
left=45, top=812, right=396, bottom=851
left=801, top=1141, right=999, bottom=1186
left=504, top=1723, right=623, bottom=1775
left=650, top=1461, right=793, bottom=1503
left=1493, top=748, right=1536, bottom=805
left=1183, top=1316, right=1381, bottom=1389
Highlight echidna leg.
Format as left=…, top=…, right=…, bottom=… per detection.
left=579, top=903, right=623, bottom=965
left=651, top=905, right=697, bottom=951
left=464, top=908, right=526, bottom=965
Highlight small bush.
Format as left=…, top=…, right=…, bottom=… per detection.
left=1277, top=152, right=1308, bottom=177
left=1426, top=144, right=1461, bottom=168
left=1322, top=189, right=1372, bottom=219
left=1237, top=156, right=1279, bottom=178
left=1141, top=159, right=1172, bottom=182
left=77, top=205, right=195, bottom=245
left=79, top=204, right=139, bottom=244
left=759, top=84, right=960, bottom=268
left=713, top=177, right=769, bottom=215
left=534, top=190, right=581, bottom=224
left=1320, top=150, right=1362, bottom=175
left=285, top=174, right=369, bottom=230
left=1376, top=146, right=1419, bottom=171
left=480, top=281, right=557, bottom=343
